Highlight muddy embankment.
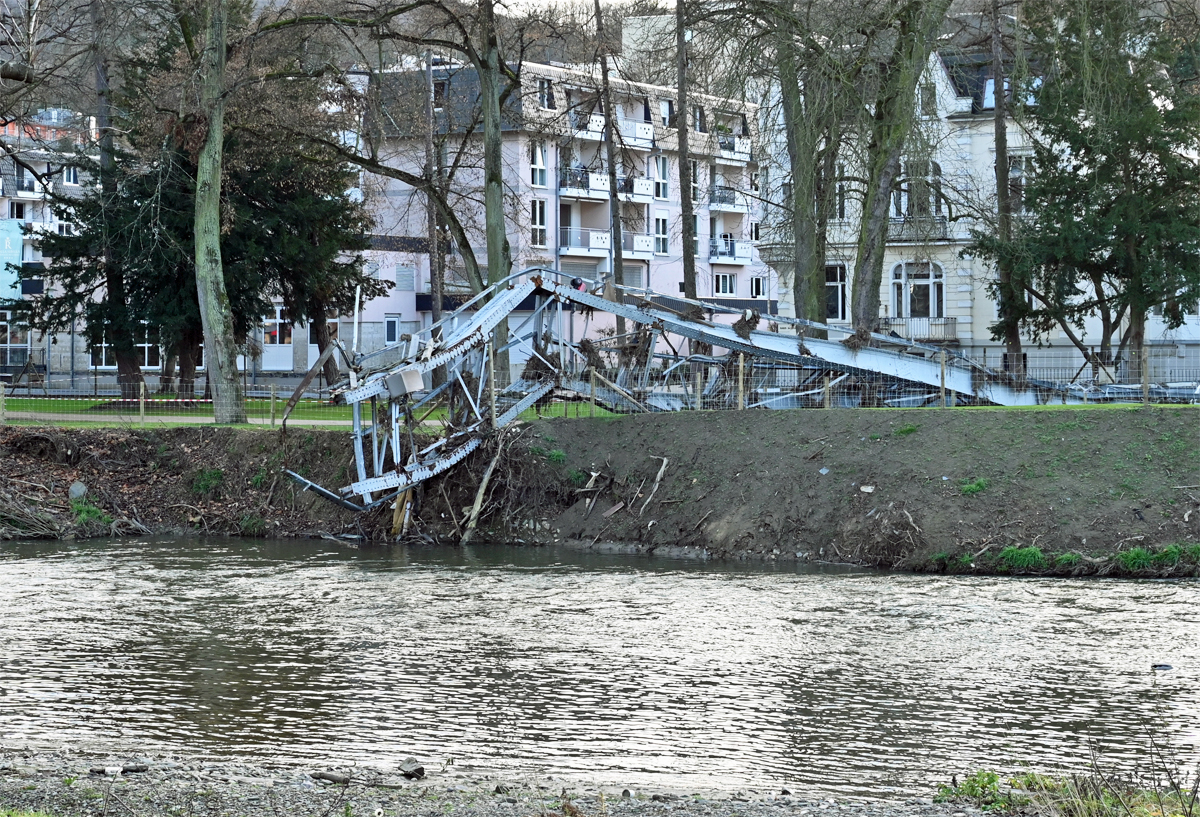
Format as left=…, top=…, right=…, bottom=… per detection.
left=1, top=407, right=1198, bottom=576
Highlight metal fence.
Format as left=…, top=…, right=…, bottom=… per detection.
left=0, top=345, right=1196, bottom=429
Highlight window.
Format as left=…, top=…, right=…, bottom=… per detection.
left=691, top=214, right=699, bottom=254
left=396, top=265, right=416, bottom=291
left=15, top=164, right=34, bottom=193
left=654, top=212, right=669, bottom=254
left=891, top=262, right=944, bottom=318
left=893, top=161, right=942, bottom=218
left=431, top=80, right=446, bottom=111
left=0, top=311, right=29, bottom=367
left=63, top=166, right=79, bottom=185
left=660, top=98, right=675, bottom=127
left=750, top=276, right=765, bottom=299
left=530, top=141, right=547, bottom=187
left=825, top=265, right=847, bottom=321
left=56, top=222, right=74, bottom=236
left=714, top=273, right=735, bottom=295
left=654, top=156, right=669, bottom=199
left=749, top=221, right=760, bottom=242
left=91, top=326, right=159, bottom=368
left=693, top=105, right=706, bottom=133
left=689, top=159, right=699, bottom=203
left=749, top=171, right=760, bottom=193
left=262, top=306, right=292, bottom=345
left=1009, top=156, right=1027, bottom=214
left=531, top=199, right=547, bottom=247
left=537, top=78, right=555, bottom=110
left=920, top=83, right=937, bottom=117
left=385, top=316, right=400, bottom=345
left=8, top=202, right=25, bottom=220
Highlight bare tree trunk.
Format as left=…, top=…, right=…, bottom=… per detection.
left=778, top=40, right=823, bottom=325
left=479, top=0, right=511, bottom=375
left=850, top=0, right=953, bottom=341
left=178, top=326, right=202, bottom=399
left=992, top=0, right=1024, bottom=373
left=596, top=0, right=627, bottom=336
left=425, top=49, right=446, bottom=389
left=677, top=0, right=697, bottom=301
left=313, top=317, right=340, bottom=386
left=193, top=0, right=245, bottom=422
left=94, top=0, right=144, bottom=400
left=158, top=352, right=176, bottom=394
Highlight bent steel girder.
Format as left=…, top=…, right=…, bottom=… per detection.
left=288, top=268, right=1091, bottom=512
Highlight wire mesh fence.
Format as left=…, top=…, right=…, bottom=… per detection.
left=0, top=345, right=1196, bottom=429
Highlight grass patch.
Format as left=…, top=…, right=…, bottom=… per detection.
left=239, top=515, right=267, bottom=537
left=1115, top=547, right=1154, bottom=572
left=1000, top=546, right=1047, bottom=571
left=961, top=477, right=989, bottom=496
left=936, top=770, right=1015, bottom=811
left=70, top=499, right=112, bottom=526
left=191, top=468, right=225, bottom=497
left=1055, top=552, right=1081, bottom=568
left=894, top=423, right=919, bottom=436
left=1154, top=544, right=1183, bottom=566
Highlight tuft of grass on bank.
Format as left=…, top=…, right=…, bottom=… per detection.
left=917, top=540, right=1200, bottom=577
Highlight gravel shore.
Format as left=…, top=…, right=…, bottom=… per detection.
left=0, top=751, right=983, bottom=817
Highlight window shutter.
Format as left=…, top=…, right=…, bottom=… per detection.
left=396, top=265, right=416, bottom=291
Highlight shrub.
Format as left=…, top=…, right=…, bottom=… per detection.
left=1000, top=546, right=1047, bottom=571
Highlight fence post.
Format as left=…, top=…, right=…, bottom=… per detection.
left=694, top=369, right=702, bottom=411
left=823, top=376, right=831, bottom=409
left=737, top=353, right=745, bottom=410
left=939, top=350, right=947, bottom=407
left=0, top=382, right=6, bottom=427
left=139, top=381, right=146, bottom=427
left=589, top=368, right=596, bottom=417
left=1141, top=343, right=1151, bottom=405
left=270, top=383, right=277, bottom=427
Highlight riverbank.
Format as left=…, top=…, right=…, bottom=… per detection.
left=1, top=406, right=1197, bottom=575
left=0, top=750, right=983, bottom=817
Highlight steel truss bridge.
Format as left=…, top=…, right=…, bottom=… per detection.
left=283, top=268, right=1184, bottom=512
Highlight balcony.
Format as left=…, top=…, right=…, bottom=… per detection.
left=558, top=168, right=609, bottom=200
left=709, top=237, right=753, bottom=265
left=559, top=226, right=611, bottom=256
left=618, top=119, right=655, bottom=150
left=570, top=111, right=606, bottom=140
left=887, top=215, right=950, bottom=242
left=620, top=231, right=654, bottom=259
left=715, top=133, right=752, bottom=162
left=709, top=185, right=748, bottom=213
left=881, top=316, right=958, bottom=342
left=15, top=177, right=45, bottom=198
left=617, top=176, right=654, bottom=202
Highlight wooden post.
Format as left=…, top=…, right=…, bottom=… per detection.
left=694, top=369, right=702, bottom=411
left=0, top=382, right=6, bottom=426
left=823, top=376, right=831, bottom=409
left=737, top=353, right=745, bottom=410
left=950, top=390, right=957, bottom=408
left=488, top=342, right=497, bottom=427
left=589, top=367, right=596, bottom=417
left=939, top=350, right=947, bottom=407
left=270, top=383, right=277, bottom=427
left=139, top=381, right=146, bottom=426
left=1141, top=344, right=1150, bottom=405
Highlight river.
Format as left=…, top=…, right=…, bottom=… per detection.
left=0, top=538, right=1196, bottom=796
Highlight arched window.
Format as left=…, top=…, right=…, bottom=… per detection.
left=893, top=161, right=943, bottom=219
left=891, top=262, right=944, bottom=318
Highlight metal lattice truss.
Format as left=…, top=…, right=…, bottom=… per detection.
left=284, top=268, right=1109, bottom=511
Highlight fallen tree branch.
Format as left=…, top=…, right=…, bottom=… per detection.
left=461, top=429, right=510, bottom=546
left=639, top=457, right=669, bottom=516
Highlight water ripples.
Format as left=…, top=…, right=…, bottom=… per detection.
left=0, top=539, right=1197, bottom=796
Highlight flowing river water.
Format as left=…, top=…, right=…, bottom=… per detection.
left=0, top=538, right=1197, bottom=796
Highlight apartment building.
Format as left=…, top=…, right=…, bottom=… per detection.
left=357, top=59, right=777, bottom=375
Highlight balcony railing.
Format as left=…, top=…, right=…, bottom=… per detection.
left=620, top=232, right=655, bottom=254
left=618, top=119, right=655, bottom=146
left=617, top=176, right=654, bottom=198
left=559, top=226, right=611, bottom=251
left=887, top=215, right=950, bottom=241
left=709, top=237, right=752, bottom=261
left=710, top=185, right=740, bottom=205
left=881, top=316, right=958, bottom=341
left=569, top=111, right=606, bottom=134
left=559, top=167, right=590, bottom=190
